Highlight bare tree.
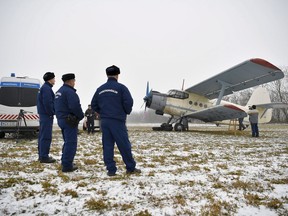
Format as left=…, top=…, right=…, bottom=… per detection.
left=223, top=89, right=253, bottom=106
left=264, top=67, right=288, bottom=122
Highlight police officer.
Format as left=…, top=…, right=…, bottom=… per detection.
left=55, top=73, right=84, bottom=172
left=85, top=105, right=96, bottom=134
left=37, top=72, right=56, bottom=163
left=91, top=65, right=141, bottom=176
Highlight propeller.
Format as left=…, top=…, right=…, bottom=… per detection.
left=146, top=81, right=150, bottom=97
left=142, top=81, right=152, bottom=111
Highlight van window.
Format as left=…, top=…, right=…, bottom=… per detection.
left=0, top=83, right=39, bottom=107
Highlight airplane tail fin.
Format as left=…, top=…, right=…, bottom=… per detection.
left=246, top=87, right=272, bottom=123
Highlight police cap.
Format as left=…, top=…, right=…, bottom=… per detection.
left=106, top=65, right=120, bottom=76
left=62, top=73, right=75, bottom=82
left=43, top=72, right=55, bottom=81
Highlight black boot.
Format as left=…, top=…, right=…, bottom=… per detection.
left=39, top=156, right=56, bottom=163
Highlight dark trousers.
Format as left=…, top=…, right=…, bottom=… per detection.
left=101, top=118, right=136, bottom=173
left=251, top=123, right=259, bottom=137
left=38, top=114, right=53, bottom=159
left=58, top=118, right=78, bottom=169
left=238, top=118, right=246, bottom=130
left=87, top=118, right=94, bottom=133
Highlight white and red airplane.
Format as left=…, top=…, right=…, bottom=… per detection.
left=143, top=58, right=288, bottom=131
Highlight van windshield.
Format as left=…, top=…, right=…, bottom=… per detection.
left=0, top=84, right=39, bottom=107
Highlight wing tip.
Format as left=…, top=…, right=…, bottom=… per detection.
left=250, top=58, right=281, bottom=71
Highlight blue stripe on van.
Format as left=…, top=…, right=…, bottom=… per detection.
left=0, top=82, right=40, bottom=89
left=0, top=82, right=20, bottom=87
left=21, top=82, right=40, bottom=88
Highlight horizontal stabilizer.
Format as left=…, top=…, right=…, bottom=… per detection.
left=253, top=102, right=288, bottom=109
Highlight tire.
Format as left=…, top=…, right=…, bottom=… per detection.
left=0, top=132, right=5, bottom=138
left=174, top=123, right=184, bottom=131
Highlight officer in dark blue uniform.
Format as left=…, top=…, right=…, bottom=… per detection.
left=54, top=73, right=84, bottom=172
left=91, top=65, right=141, bottom=176
left=37, top=72, right=56, bottom=163
left=84, top=104, right=96, bottom=134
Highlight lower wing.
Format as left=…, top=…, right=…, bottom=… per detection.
left=186, top=104, right=247, bottom=122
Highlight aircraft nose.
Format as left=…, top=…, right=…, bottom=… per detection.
left=142, top=82, right=167, bottom=112
left=144, top=91, right=167, bottom=112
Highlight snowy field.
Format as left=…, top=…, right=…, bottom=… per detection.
left=0, top=123, right=288, bottom=216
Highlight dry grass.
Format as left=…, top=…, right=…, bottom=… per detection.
left=0, top=124, right=288, bottom=215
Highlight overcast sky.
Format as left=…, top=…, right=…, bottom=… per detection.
left=1, top=0, right=287, bottom=111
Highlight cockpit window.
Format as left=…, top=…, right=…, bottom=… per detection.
left=167, top=90, right=189, bottom=99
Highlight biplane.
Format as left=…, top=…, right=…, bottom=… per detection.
left=143, top=58, right=288, bottom=131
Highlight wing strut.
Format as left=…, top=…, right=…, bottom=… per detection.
left=216, top=80, right=232, bottom=105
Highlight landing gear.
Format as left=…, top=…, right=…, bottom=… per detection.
left=152, top=123, right=173, bottom=131
left=152, top=116, right=174, bottom=131
left=174, top=123, right=185, bottom=131
left=152, top=116, right=189, bottom=132
left=174, top=117, right=189, bottom=131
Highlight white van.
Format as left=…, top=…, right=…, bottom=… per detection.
left=0, top=73, right=41, bottom=138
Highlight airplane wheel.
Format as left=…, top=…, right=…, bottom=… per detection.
left=0, top=132, right=5, bottom=138
left=174, top=123, right=184, bottom=131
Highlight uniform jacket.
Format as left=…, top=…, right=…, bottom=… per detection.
left=91, top=77, right=133, bottom=122
left=54, top=84, right=84, bottom=120
left=37, top=82, right=55, bottom=116
left=85, top=108, right=96, bottom=121
left=248, top=109, right=259, bottom=124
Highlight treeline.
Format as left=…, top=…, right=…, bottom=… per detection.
left=127, top=109, right=169, bottom=123
left=128, top=67, right=288, bottom=123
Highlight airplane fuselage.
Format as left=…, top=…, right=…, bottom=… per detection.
left=164, top=92, right=213, bottom=117
left=146, top=89, right=273, bottom=125
left=147, top=89, right=213, bottom=117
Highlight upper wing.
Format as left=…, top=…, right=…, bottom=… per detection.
left=185, top=58, right=284, bottom=99
left=185, top=104, right=247, bottom=122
